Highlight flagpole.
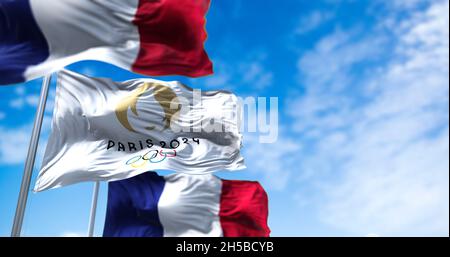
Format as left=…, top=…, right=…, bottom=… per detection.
left=11, top=74, right=52, bottom=237
left=87, top=181, right=100, bottom=237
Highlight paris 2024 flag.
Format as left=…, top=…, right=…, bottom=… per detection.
left=34, top=70, right=244, bottom=192
left=0, top=0, right=212, bottom=85
left=103, top=172, right=270, bottom=237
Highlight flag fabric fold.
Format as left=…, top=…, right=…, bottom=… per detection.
left=103, top=171, right=270, bottom=237
left=0, top=0, right=212, bottom=85
left=34, top=70, right=244, bottom=192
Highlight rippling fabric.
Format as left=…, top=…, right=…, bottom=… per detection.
left=0, top=0, right=212, bottom=85
left=0, top=0, right=49, bottom=84
left=103, top=172, right=165, bottom=237
left=103, top=172, right=270, bottom=237
left=34, top=70, right=244, bottom=192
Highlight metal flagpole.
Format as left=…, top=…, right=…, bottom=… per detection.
left=87, top=181, right=100, bottom=237
left=11, top=74, right=52, bottom=237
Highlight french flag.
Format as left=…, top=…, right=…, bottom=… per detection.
left=103, top=172, right=271, bottom=237
left=0, top=0, right=212, bottom=85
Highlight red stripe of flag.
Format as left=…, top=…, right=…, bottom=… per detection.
left=132, top=0, right=213, bottom=77
left=220, top=180, right=271, bottom=237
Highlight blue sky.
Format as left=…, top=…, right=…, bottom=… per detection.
left=0, top=0, right=449, bottom=236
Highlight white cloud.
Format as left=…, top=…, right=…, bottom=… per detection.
left=290, top=28, right=386, bottom=137
left=296, top=10, right=334, bottom=35
left=0, top=116, right=52, bottom=166
left=243, top=131, right=301, bottom=190
left=15, top=85, right=26, bottom=95
left=1, top=80, right=55, bottom=166
left=9, top=93, right=40, bottom=109
left=201, top=52, right=274, bottom=90
left=0, top=125, right=33, bottom=165
left=61, top=232, right=85, bottom=237
left=241, top=61, right=273, bottom=90
left=322, top=129, right=448, bottom=236
left=8, top=79, right=47, bottom=109
left=290, top=0, right=449, bottom=236
left=9, top=98, right=25, bottom=109
left=385, top=0, right=434, bottom=9
left=25, top=95, right=40, bottom=107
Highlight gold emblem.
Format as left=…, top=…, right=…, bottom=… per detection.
left=115, top=82, right=180, bottom=133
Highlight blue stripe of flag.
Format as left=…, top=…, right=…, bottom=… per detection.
left=0, top=0, right=49, bottom=85
left=103, top=172, right=166, bottom=237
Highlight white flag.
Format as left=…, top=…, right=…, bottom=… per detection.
left=34, top=70, right=244, bottom=192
